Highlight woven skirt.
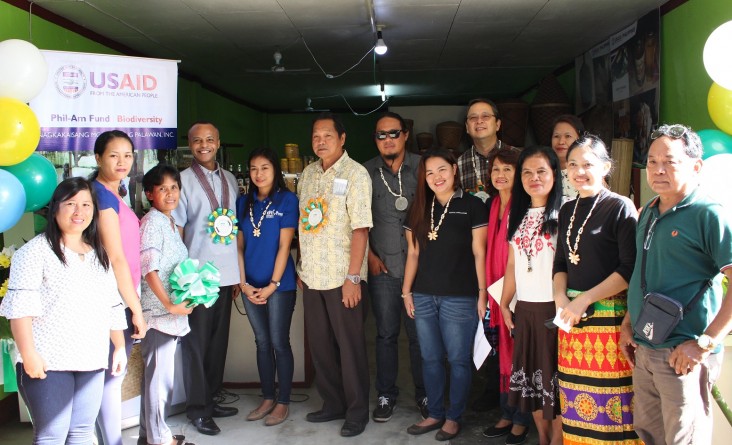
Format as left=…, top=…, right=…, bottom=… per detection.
left=558, top=290, right=641, bottom=444
left=507, top=300, right=559, bottom=420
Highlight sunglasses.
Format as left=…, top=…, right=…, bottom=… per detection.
left=650, top=124, right=687, bottom=140
left=374, top=130, right=403, bottom=140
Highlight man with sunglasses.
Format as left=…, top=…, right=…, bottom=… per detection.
left=619, top=124, right=732, bottom=444
left=458, top=98, right=517, bottom=203
left=363, top=112, right=428, bottom=423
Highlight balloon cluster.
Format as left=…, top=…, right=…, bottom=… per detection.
left=700, top=22, right=732, bottom=214
left=0, top=39, right=55, bottom=233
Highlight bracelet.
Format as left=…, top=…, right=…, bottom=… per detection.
left=401, top=292, right=413, bottom=299
left=479, top=288, right=488, bottom=293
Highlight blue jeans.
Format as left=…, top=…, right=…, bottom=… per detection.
left=243, top=290, right=296, bottom=403
left=96, top=308, right=134, bottom=445
left=413, top=293, right=477, bottom=422
left=17, top=364, right=105, bottom=444
left=369, top=272, right=425, bottom=401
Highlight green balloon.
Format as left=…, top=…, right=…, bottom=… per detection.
left=0, top=153, right=58, bottom=212
left=698, top=129, right=732, bottom=159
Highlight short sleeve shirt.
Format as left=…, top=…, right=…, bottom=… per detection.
left=407, top=190, right=488, bottom=296
left=510, top=207, right=557, bottom=303
left=0, top=235, right=126, bottom=371
left=139, top=208, right=190, bottom=337
left=171, top=164, right=240, bottom=286
left=628, top=189, right=732, bottom=349
left=297, top=151, right=373, bottom=290
left=93, top=180, right=141, bottom=289
left=363, top=152, right=420, bottom=279
left=236, top=189, right=298, bottom=290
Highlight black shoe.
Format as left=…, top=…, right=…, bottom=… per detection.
left=372, top=396, right=395, bottom=422
left=435, top=423, right=460, bottom=441
left=505, top=427, right=529, bottom=445
left=340, top=420, right=367, bottom=437
left=483, top=423, right=512, bottom=438
left=406, top=419, right=445, bottom=435
left=305, top=410, right=346, bottom=423
left=191, top=417, right=220, bottom=435
left=417, top=397, right=429, bottom=420
left=212, top=404, right=238, bottom=418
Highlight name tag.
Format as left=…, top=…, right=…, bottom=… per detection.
left=333, top=178, right=348, bottom=196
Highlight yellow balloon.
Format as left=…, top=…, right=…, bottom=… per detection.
left=708, top=82, right=732, bottom=136
left=0, top=97, right=40, bottom=166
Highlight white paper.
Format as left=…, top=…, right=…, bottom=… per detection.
left=473, top=322, right=492, bottom=369
left=553, top=308, right=573, bottom=333
left=488, top=277, right=517, bottom=312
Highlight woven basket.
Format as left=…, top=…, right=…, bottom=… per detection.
left=530, top=103, right=573, bottom=146
left=416, top=132, right=434, bottom=151
left=436, top=121, right=464, bottom=150
left=496, top=99, right=529, bottom=147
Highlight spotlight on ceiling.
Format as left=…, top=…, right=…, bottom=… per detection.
left=375, top=30, right=388, bottom=55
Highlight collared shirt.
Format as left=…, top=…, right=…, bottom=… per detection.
left=628, top=188, right=732, bottom=349
left=406, top=189, right=489, bottom=296
left=363, top=151, right=420, bottom=278
left=297, top=151, right=373, bottom=290
left=171, top=164, right=240, bottom=286
left=140, top=208, right=190, bottom=337
left=0, top=235, right=127, bottom=371
left=457, top=141, right=515, bottom=194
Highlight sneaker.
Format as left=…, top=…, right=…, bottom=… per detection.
left=417, top=397, right=429, bottom=420
left=372, top=396, right=395, bottom=422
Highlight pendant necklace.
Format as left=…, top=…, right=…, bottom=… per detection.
left=379, top=164, right=409, bottom=211
left=428, top=192, right=455, bottom=241
left=471, top=142, right=500, bottom=203
left=566, top=193, right=600, bottom=265
left=250, top=199, right=273, bottom=237
left=518, top=208, right=544, bottom=272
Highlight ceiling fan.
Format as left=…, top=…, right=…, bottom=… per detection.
left=246, top=50, right=311, bottom=73
left=291, top=98, right=330, bottom=113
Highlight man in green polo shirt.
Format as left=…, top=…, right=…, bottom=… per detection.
left=619, top=124, right=732, bottom=444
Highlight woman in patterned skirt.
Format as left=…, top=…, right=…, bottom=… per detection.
left=552, top=134, right=641, bottom=444
left=500, top=146, right=564, bottom=445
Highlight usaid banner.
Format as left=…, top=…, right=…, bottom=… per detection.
left=30, top=51, right=178, bottom=151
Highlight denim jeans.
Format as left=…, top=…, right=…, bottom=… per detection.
left=243, top=290, right=296, bottom=403
left=18, top=364, right=105, bottom=444
left=413, top=293, right=477, bottom=422
left=368, top=272, right=425, bottom=401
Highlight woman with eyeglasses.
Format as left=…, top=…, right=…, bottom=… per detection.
left=550, top=115, right=584, bottom=202
left=479, top=147, right=532, bottom=444
left=90, top=130, right=147, bottom=445
left=402, top=148, right=488, bottom=441
left=500, top=146, right=563, bottom=445
left=552, top=135, right=640, bottom=443
left=0, top=178, right=127, bottom=444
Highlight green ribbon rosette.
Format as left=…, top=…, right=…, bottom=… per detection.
left=169, top=259, right=221, bottom=308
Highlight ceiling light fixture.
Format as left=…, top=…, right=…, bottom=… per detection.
left=375, top=30, right=388, bottom=55
left=381, top=87, right=386, bottom=102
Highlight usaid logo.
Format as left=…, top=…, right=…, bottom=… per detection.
left=55, top=65, right=87, bottom=99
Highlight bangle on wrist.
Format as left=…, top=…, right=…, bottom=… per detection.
left=401, top=292, right=413, bottom=299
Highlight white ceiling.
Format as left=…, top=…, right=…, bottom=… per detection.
left=26, top=0, right=669, bottom=112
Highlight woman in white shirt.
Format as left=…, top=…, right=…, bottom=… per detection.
left=0, top=177, right=127, bottom=444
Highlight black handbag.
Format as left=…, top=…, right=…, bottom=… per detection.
left=632, top=215, right=711, bottom=345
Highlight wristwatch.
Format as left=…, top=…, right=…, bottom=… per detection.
left=270, top=279, right=280, bottom=287
left=345, top=274, right=361, bottom=285
left=697, top=334, right=717, bottom=351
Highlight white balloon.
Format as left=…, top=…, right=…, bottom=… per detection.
left=0, top=39, right=48, bottom=103
left=704, top=21, right=732, bottom=91
left=699, top=153, right=732, bottom=218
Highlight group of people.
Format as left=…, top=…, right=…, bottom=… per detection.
left=1, top=99, right=730, bottom=445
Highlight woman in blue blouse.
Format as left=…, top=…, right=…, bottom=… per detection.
left=236, top=147, right=299, bottom=426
